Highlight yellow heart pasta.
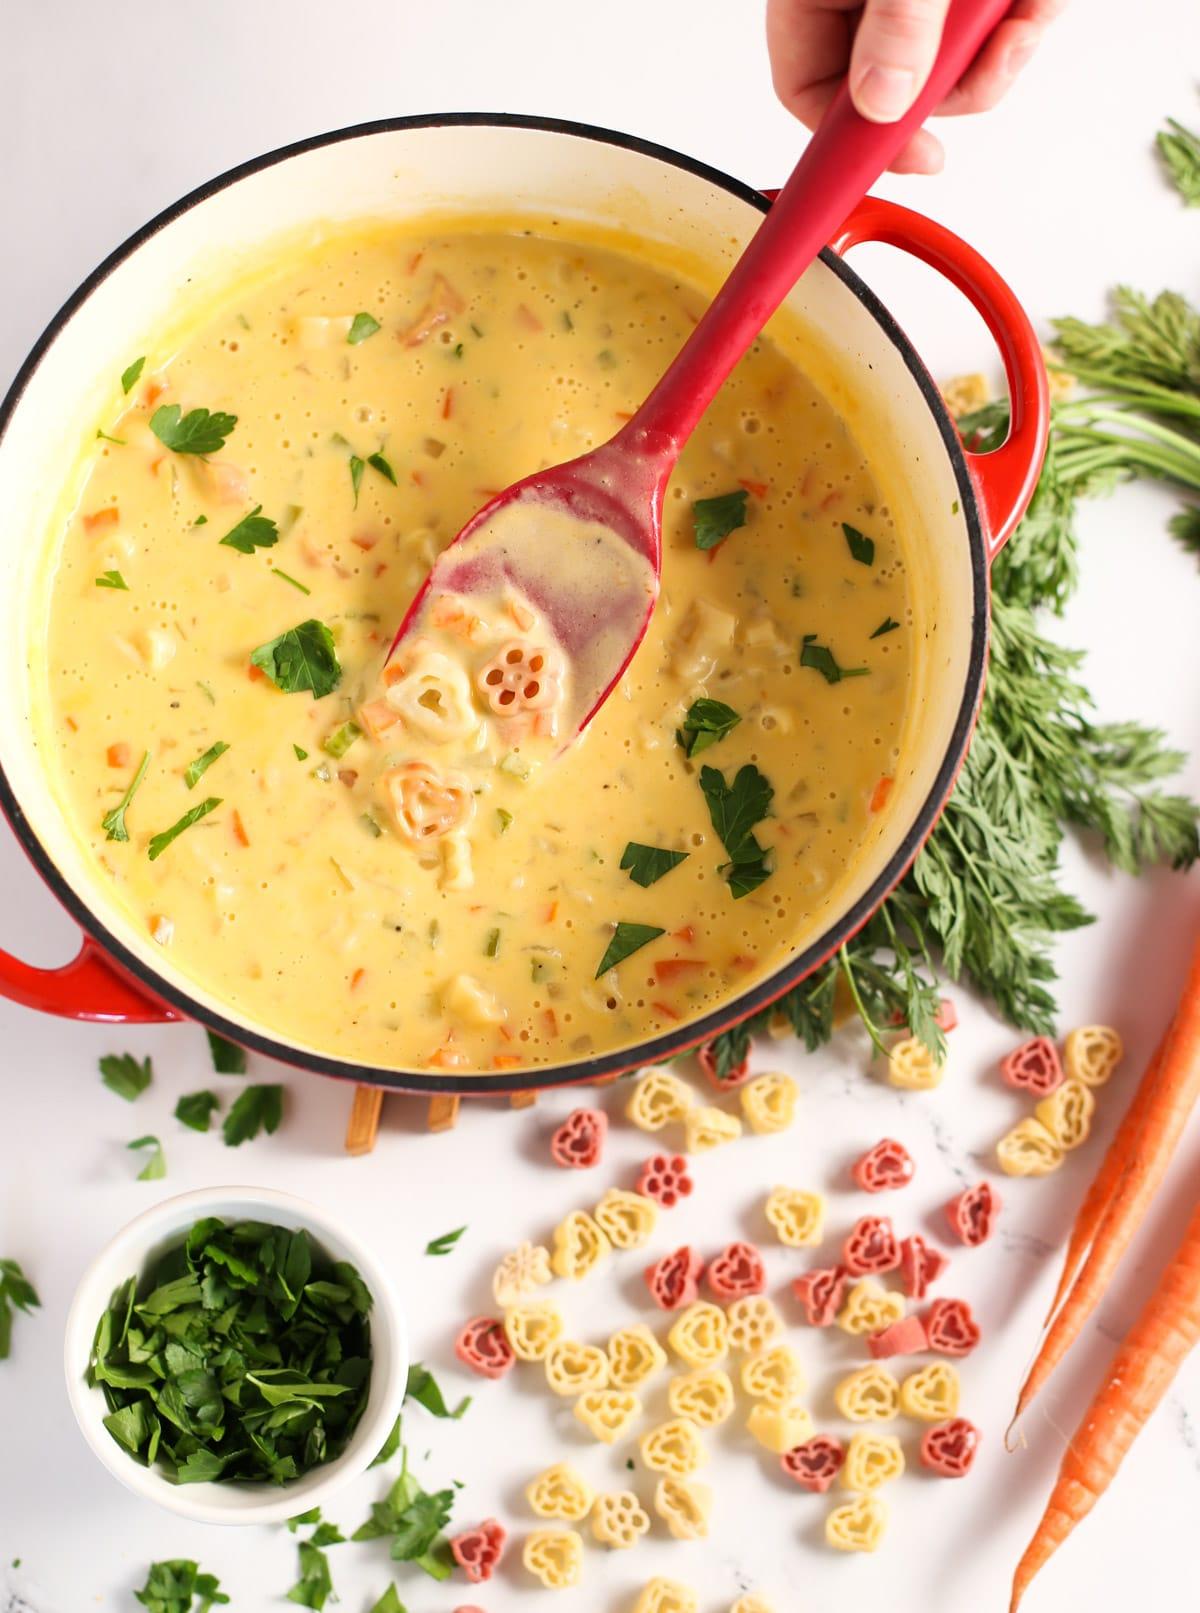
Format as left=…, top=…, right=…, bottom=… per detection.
left=667, top=1302, right=729, bottom=1367
left=899, top=1362, right=960, bottom=1421
left=526, top=1463, right=595, bottom=1522
left=836, top=1279, right=906, bottom=1337
left=631, top=1580, right=700, bottom=1613
left=627, top=1070, right=694, bottom=1131
left=996, top=1115, right=1064, bottom=1176
left=1064, top=1023, right=1123, bottom=1086
left=1034, top=1075, right=1095, bottom=1150
left=492, top=1241, right=553, bottom=1307
left=544, top=1339, right=609, bottom=1396
left=593, top=1188, right=659, bottom=1250
left=731, top=1597, right=777, bottom=1613
left=550, top=1209, right=611, bottom=1280
left=607, top=1323, right=668, bottom=1388
left=639, top=1417, right=707, bottom=1477
left=746, top=1401, right=814, bottom=1454
left=523, top=1529, right=584, bottom=1589
left=725, top=1295, right=782, bottom=1353
left=740, top=1344, right=806, bottom=1407
left=654, top=1476, right=713, bottom=1540
left=825, top=1492, right=888, bottom=1553
left=840, top=1432, right=906, bottom=1491
left=504, top=1301, right=565, bottom=1362
left=739, top=1072, right=798, bottom=1134
left=763, top=1186, right=825, bottom=1248
left=684, top=1104, right=743, bottom=1153
left=590, top=1490, right=651, bottom=1550
left=573, top=1389, right=643, bottom=1443
left=667, top=1367, right=736, bottom=1428
left=887, top=1035, right=944, bottom=1091
left=834, top=1364, right=901, bottom=1422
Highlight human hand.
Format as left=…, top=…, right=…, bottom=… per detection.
left=767, top=0, right=1066, bottom=174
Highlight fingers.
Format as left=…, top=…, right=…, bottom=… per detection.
left=766, top=0, right=861, bottom=131
left=848, top=0, right=953, bottom=123
left=890, top=126, right=946, bottom=173
left=936, top=0, right=1068, bottom=115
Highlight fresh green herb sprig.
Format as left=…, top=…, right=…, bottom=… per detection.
left=100, top=1051, right=153, bottom=1101
left=89, top=1217, right=372, bottom=1485
left=134, top=1559, right=228, bottom=1613
left=0, top=1258, right=40, bottom=1360
left=1157, top=114, right=1200, bottom=206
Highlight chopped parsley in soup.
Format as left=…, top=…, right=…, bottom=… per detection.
left=39, top=221, right=914, bottom=1073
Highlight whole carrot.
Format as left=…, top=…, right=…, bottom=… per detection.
left=1010, top=1192, right=1200, bottom=1609
left=1012, top=929, right=1200, bottom=1424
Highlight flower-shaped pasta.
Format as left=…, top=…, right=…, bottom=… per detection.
left=504, top=1302, right=565, bottom=1362
left=851, top=1138, right=915, bottom=1193
left=667, top=1302, right=729, bottom=1367
left=526, top=1464, right=595, bottom=1522
left=627, top=1068, right=694, bottom=1131
left=637, top=1152, right=693, bottom=1209
left=996, top=1117, right=1063, bottom=1176
left=477, top=639, right=564, bottom=716
left=590, top=1490, right=651, bottom=1550
left=574, top=1389, right=643, bottom=1443
left=747, top=1401, right=814, bottom=1454
left=726, top=1296, right=782, bottom=1354
left=383, top=760, right=475, bottom=843
left=667, top=1367, right=736, bottom=1428
left=945, top=1182, right=1001, bottom=1246
left=645, top=1246, right=705, bottom=1311
left=781, top=1435, right=844, bottom=1492
left=455, top=1316, right=515, bottom=1379
left=924, top=1297, right=981, bottom=1357
left=450, top=1518, right=506, bottom=1583
left=1034, top=1076, right=1095, bottom=1151
left=384, top=643, right=478, bottom=743
left=999, top=1035, right=1064, bottom=1096
left=1064, top=1024, right=1123, bottom=1086
left=841, top=1433, right=905, bottom=1492
left=706, top=1241, right=766, bottom=1300
left=867, top=1315, right=929, bottom=1359
left=551, top=1107, right=608, bottom=1168
left=684, top=1104, right=742, bottom=1153
left=594, top=1188, right=658, bottom=1250
left=544, top=1339, right=609, bottom=1396
left=631, top=1580, right=699, bottom=1613
left=887, top=1035, right=943, bottom=1091
left=825, top=1492, right=888, bottom=1553
left=741, top=1345, right=806, bottom=1408
left=522, top=1529, right=583, bottom=1589
left=608, top=1323, right=668, bottom=1388
left=640, top=1417, right=707, bottom=1477
left=843, top=1215, right=901, bottom=1276
left=654, top=1477, right=712, bottom=1540
left=791, top=1265, right=847, bottom=1326
left=551, top=1209, right=611, bottom=1280
left=764, top=1186, right=825, bottom=1248
left=492, top=1241, right=552, bottom=1308
left=837, top=1279, right=906, bottom=1337
left=919, top=1416, right=981, bottom=1478
left=899, top=1235, right=948, bottom=1300
left=899, top=1362, right=961, bottom=1421
left=834, top=1364, right=901, bottom=1422
left=739, top=1072, right=798, bottom=1134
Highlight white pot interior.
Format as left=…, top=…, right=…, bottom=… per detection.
left=0, top=119, right=976, bottom=1072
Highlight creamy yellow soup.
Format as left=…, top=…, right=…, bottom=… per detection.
left=38, top=222, right=914, bottom=1072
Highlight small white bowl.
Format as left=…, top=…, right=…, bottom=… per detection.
left=64, top=1185, right=408, bottom=1525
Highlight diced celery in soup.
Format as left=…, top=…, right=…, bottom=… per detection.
left=38, top=222, right=913, bottom=1072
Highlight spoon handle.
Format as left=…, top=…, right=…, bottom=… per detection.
left=627, top=0, right=1015, bottom=451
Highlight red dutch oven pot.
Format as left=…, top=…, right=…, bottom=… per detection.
left=0, top=115, right=1049, bottom=1092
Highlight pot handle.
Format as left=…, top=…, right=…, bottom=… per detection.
left=0, top=932, right=182, bottom=1022
left=822, top=195, right=1050, bottom=559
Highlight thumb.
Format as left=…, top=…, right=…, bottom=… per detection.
left=848, top=0, right=953, bottom=124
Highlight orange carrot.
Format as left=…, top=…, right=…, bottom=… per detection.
left=870, top=776, right=895, bottom=813
left=738, top=477, right=769, bottom=499
left=230, top=810, right=250, bottom=847
left=441, top=386, right=455, bottom=421
left=653, top=959, right=705, bottom=985
left=106, top=742, right=131, bottom=768
left=1010, top=1193, right=1200, bottom=1610
left=350, top=967, right=366, bottom=991
left=652, top=1001, right=683, bottom=1022
left=492, top=1053, right=523, bottom=1070
left=1012, top=931, right=1200, bottom=1424
left=83, top=506, right=119, bottom=533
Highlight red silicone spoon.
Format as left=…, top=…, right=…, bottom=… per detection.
left=390, top=0, right=1014, bottom=736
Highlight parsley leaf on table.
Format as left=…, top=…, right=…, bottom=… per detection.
left=206, top=1029, right=246, bottom=1074
left=128, top=1135, right=166, bottom=1180
left=174, top=1091, right=219, bottom=1132
left=424, top=1227, right=465, bottom=1257
left=0, top=1258, right=40, bottom=1360
left=100, top=1052, right=153, bottom=1101
left=222, top=1084, right=283, bottom=1146
left=286, top=1541, right=335, bottom=1610
left=134, top=1560, right=229, bottom=1613
left=406, top=1363, right=470, bottom=1420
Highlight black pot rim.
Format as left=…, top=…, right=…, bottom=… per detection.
left=0, top=111, right=989, bottom=1095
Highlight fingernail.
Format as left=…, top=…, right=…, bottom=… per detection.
left=853, top=65, right=917, bottom=123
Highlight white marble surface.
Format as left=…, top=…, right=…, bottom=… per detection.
left=1, top=1, right=1199, bottom=1609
